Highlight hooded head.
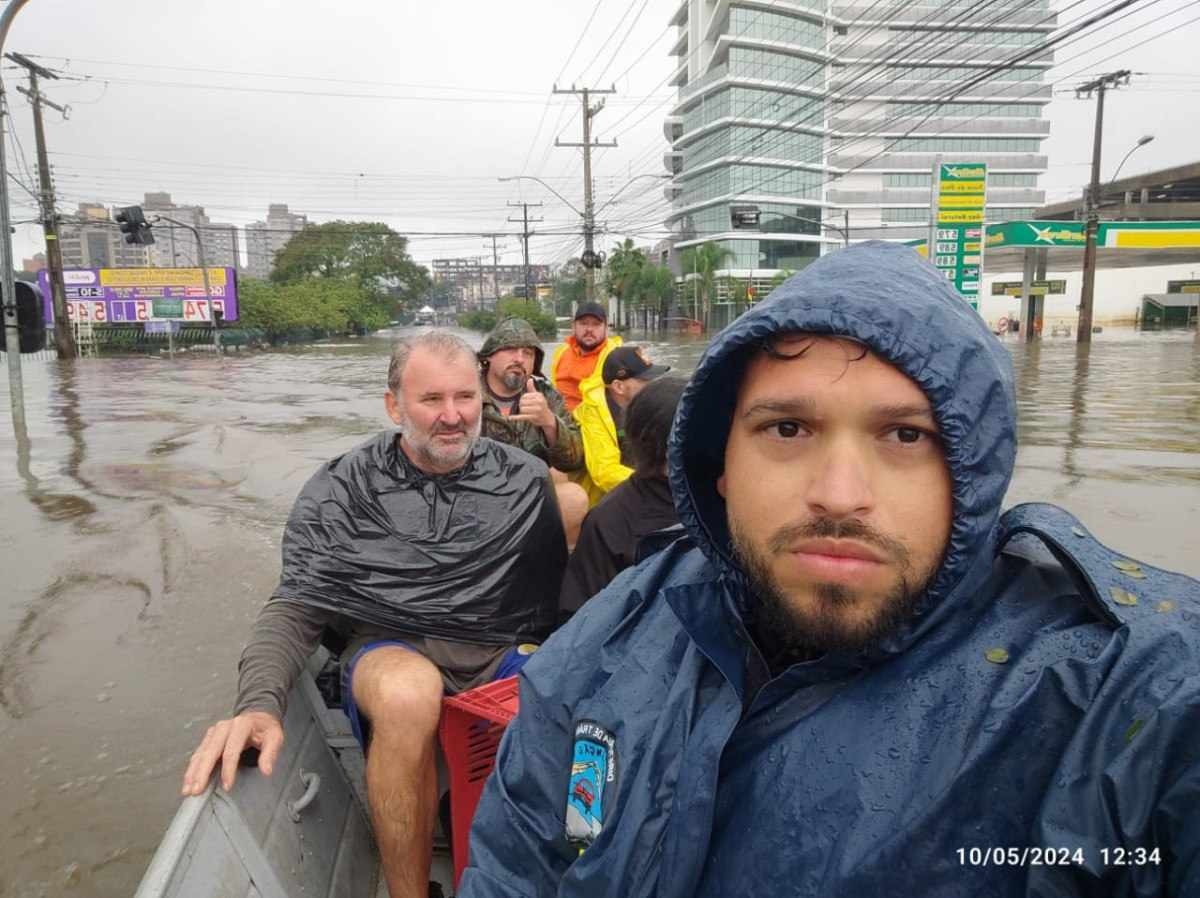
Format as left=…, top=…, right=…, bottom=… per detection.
left=479, top=318, right=546, bottom=391
left=669, top=242, right=1016, bottom=658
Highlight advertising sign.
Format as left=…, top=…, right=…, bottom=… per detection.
left=990, top=279, right=1067, bottom=297
left=933, top=162, right=987, bottom=308
left=38, top=267, right=239, bottom=324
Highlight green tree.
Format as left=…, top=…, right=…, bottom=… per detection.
left=458, top=297, right=557, bottom=340
left=239, top=277, right=378, bottom=342
left=553, top=260, right=587, bottom=317
left=603, top=239, right=647, bottom=329
left=679, top=241, right=734, bottom=331
left=270, top=221, right=430, bottom=327
left=635, top=264, right=677, bottom=329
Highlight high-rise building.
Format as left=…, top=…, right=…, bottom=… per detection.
left=244, top=204, right=309, bottom=280
left=663, top=1, right=1052, bottom=277
left=59, top=202, right=151, bottom=269
left=431, top=258, right=552, bottom=310
left=141, top=192, right=241, bottom=270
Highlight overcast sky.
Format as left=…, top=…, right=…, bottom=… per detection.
left=3, top=0, right=1198, bottom=270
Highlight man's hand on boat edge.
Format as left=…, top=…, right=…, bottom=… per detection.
left=181, top=710, right=284, bottom=796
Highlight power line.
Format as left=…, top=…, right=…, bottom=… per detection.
left=615, top=0, right=1145, bottom=232
left=613, top=2, right=1194, bottom=241
left=606, top=3, right=1153, bottom=237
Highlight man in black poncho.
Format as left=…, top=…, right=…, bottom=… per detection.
left=182, top=330, right=567, bottom=898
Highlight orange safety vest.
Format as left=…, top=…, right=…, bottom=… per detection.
left=550, top=335, right=622, bottom=412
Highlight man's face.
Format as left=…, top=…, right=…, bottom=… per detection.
left=573, top=315, right=607, bottom=351
left=717, top=336, right=953, bottom=654
left=486, top=346, right=537, bottom=394
left=385, top=346, right=482, bottom=474
left=609, top=375, right=648, bottom=408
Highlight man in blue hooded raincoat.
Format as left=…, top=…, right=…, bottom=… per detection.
left=458, top=242, right=1200, bottom=897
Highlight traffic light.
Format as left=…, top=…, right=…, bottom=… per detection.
left=115, top=205, right=155, bottom=246
left=0, top=281, right=46, bottom=354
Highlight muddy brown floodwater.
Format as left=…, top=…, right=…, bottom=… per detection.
left=0, top=326, right=1197, bottom=897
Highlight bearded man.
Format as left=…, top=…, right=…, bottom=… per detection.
left=460, top=244, right=1200, bottom=898
left=182, top=330, right=565, bottom=898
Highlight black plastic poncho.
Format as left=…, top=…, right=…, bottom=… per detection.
left=273, top=431, right=565, bottom=644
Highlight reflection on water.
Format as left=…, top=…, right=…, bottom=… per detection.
left=0, top=326, right=1197, bottom=896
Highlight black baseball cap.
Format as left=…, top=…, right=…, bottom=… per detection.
left=574, top=301, right=608, bottom=322
left=602, top=346, right=671, bottom=385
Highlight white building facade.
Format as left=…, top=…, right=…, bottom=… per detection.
left=244, top=204, right=309, bottom=280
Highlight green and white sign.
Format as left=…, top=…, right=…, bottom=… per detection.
left=932, top=162, right=987, bottom=308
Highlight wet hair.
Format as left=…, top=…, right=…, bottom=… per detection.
left=387, top=331, right=477, bottom=395
left=760, top=332, right=870, bottom=363
left=756, top=332, right=870, bottom=384
left=625, top=375, right=687, bottom=478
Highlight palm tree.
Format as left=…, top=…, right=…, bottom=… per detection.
left=604, top=239, right=647, bottom=329
left=636, top=264, right=676, bottom=331
left=680, top=242, right=734, bottom=331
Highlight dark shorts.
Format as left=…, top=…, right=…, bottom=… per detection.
left=340, top=633, right=536, bottom=749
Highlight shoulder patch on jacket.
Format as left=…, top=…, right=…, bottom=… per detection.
left=565, top=720, right=617, bottom=846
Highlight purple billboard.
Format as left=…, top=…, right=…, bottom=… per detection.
left=38, top=267, right=239, bottom=325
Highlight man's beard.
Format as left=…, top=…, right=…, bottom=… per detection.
left=730, top=516, right=935, bottom=657
left=499, top=365, right=526, bottom=392
left=576, top=333, right=601, bottom=351
left=398, top=408, right=481, bottom=472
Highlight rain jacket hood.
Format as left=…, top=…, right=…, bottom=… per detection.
left=478, top=317, right=545, bottom=376
left=669, top=240, right=1015, bottom=663
left=460, top=242, right=1200, bottom=898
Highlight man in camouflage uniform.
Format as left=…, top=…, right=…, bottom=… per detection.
left=478, top=318, right=589, bottom=546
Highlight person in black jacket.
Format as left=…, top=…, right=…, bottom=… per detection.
left=559, top=375, right=685, bottom=620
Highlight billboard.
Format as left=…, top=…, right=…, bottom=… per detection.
left=38, top=267, right=239, bottom=324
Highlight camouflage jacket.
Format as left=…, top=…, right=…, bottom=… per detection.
left=481, top=378, right=584, bottom=473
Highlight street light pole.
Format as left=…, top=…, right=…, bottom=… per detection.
left=1076, top=70, right=1131, bottom=345
left=1, top=0, right=33, bottom=434
left=1109, top=135, right=1154, bottom=186
left=154, top=216, right=217, bottom=353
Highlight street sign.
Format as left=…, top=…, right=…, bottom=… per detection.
left=934, top=162, right=987, bottom=308
left=145, top=320, right=181, bottom=335
left=991, top=279, right=1067, bottom=297
left=38, top=267, right=239, bottom=324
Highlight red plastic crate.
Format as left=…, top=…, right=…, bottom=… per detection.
left=439, top=676, right=520, bottom=888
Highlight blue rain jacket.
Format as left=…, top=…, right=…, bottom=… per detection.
left=459, top=242, right=1200, bottom=897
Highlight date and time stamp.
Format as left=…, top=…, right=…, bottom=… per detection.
left=957, top=846, right=1162, bottom=868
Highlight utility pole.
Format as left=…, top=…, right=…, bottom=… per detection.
left=487, top=234, right=502, bottom=303
left=1, top=1, right=36, bottom=438
left=507, top=202, right=543, bottom=308
left=8, top=52, right=75, bottom=359
left=554, top=85, right=616, bottom=302
left=1075, top=70, right=1131, bottom=345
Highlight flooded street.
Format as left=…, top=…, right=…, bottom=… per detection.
left=0, top=326, right=1197, bottom=897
